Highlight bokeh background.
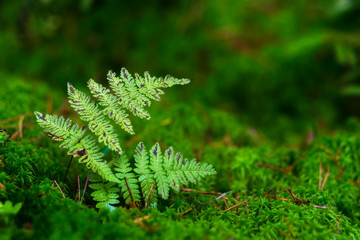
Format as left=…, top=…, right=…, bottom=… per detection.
left=1, top=0, right=360, bottom=145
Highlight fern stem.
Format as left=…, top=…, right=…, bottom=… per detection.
left=145, top=182, right=156, bottom=208
left=124, top=177, right=134, bottom=204
left=77, top=175, right=81, bottom=203
left=63, top=156, right=73, bottom=182
left=53, top=179, right=66, bottom=198
left=80, top=174, right=89, bottom=205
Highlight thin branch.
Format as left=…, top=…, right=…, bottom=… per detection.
left=224, top=200, right=247, bottom=212
left=80, top=174, right=89, bottom=205
left=222, top=197, right=229, bottom=209
left=53, top=180, right=65, bottom=198
left=212, top=202, right=222, bottom=211
left=320, top=167, right=330, bottom=190
left=312, top=204, right=329, bottom=209
left=244, top=201, right=249, bottom=218
left=10, top=120, right=33, bottom=140
left=77, top=175, right=81, bottom=203
left=63, top=156, right=74, bottom=182
left=319, top=162, right=322, bottom=190
left=284, top=217, right=295, bottom=238
left=256, top=162, right=295, bottom=174
left=18, top=114, right=25, bottom=139
left=180, top=188, right=229, bottom=199
left=277, top=228, right=292, bottom=239
left=0, top=113, right=31, bottom=125
left=145, top=182, right=156, bottom=208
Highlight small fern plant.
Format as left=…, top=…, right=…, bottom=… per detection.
left=34, top=68, right=216, bottom=209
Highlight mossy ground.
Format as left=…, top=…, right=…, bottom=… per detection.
left=0, top=73, right=359, bottom=240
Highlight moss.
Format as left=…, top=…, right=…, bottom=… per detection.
left=1, top=73, right=360, bottom=238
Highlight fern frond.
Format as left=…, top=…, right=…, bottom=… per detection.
left=89, top=174, right=120, bottom=211
left=149, top=143, right=169, bottom=199
left=133, top=142, right=157, bottom=205
left=165, top=152, right=216, bottom=192
left=35, top=112, right=118, bottom=182
left=107, top=71, right=150, bottom=119
left=114, top=153, right=141, bottom=205
left=67, top=82, right=122, bottom=153
left=107, top=67, right=191, bottom=120
left=87, top=79, right=134, bottom=135
left=34, top=112, right=85, bottom=143
left=74, top=136, right=119, bottom=183
left=137, top=71, right=190, bottom=102
left=163, top=147, right=181, bottom=192
left=34, top=68, right=214, bottom=210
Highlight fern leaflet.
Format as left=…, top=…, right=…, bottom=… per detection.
left=35, top=112, right=118, bottom=182
left=89, top=174, right=120, bottom=211
left=114, top=153, right=141, bottom=206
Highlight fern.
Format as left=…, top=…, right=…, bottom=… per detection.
left=34, top=67, right=216, bottom=209
left=89, top=174, right=120, bottom=211
left=133, top=142, right=157, bottom=206
left=110, top=142, right=216, bottom=208
left=34, top=112, right=119, bottom=182
left=114, top=153, right=141, bottom=206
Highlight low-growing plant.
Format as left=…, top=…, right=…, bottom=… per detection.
left=34, top=68, right=216, bottom=209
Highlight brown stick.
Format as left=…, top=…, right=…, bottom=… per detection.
left=180, top=188, right=229, bottom=199
left=10, top=120, right=33, bottom=140
left=223, top=197, right=229, bottom=209
left=277, top=228, right=292, bottom=239
left=256, top=162, right=295, bottom=174
left=320, top=167, right=330, bottom=190
left=77, top=175, right=81, bottom=203
left=145, top=182, right=156, bottom=208
left=0, top=113, right=30, bottom=125
left=244, top=201, right=249, bottom=218
left=80, top=174, right=89, bottom=204
left=224, top=200, right=247, bottom=212
left=63, top=156, right=73, bottom=182
left=53, top=180, right=65, bottom=198
left=319, top=162, right=322, bottom=190
left=18, top=115, right=25, bottom=139
left=312, top=205, right=329, bottom=209
left=212, top=202, right=222, bottom=211
left=284, top=217, right=296, bottom=238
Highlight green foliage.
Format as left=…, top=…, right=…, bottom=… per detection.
left=89, top=174, right=120, bottom=211
left=0, top=130, right=9, bottom=144
left=35, top=68, right=215, bottom=209
left=91, top=142, right=216, bottom=209
left=0, top=201, right=22, bottom=226
left=34, top=112, right=118, bottom=182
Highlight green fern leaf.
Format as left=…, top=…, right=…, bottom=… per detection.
left=163, top=147, right=181, bottom=192
left=89, top=174, right=120, bottom=211
left=114, top=153, right=141, bottom=205
left=133, top=142, right=157, bottom=205
left=35, top=68, right=214, bottom=210
left=74, top=136, right=119, bottom=183
left=67, top=82, right=122, bottom=153
left=150, top=143, right=169, bottom=199
left=87, top=79, right=134, bottom=135
left=35, top=112, right=118, bottom=183
left=137, top=71, right=190, bottom=102
left=165, top=153, right=217, bottom=191
left=107, top=71, right=150, bottom=119
left=35, top=112, right=85, bottom=143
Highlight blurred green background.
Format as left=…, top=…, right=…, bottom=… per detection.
left=1, top=0, right=360, bottom=144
